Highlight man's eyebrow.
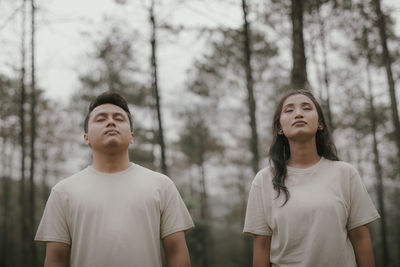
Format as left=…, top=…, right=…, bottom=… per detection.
left=92, top=112, right=126, bottom=118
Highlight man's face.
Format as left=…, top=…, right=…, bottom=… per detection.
left=84, top=104, right=134, bottom=151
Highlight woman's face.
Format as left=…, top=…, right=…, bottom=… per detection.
left=279, top=94, right=321, bottom=142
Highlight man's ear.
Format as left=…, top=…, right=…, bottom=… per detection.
left=84, top=133, right=90, bottom=145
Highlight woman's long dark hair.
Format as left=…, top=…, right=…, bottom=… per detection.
left=269, top=90, right=339, bottom=206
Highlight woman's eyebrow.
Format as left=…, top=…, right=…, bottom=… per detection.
left=300, top=102, right=314, bottom=108
left=283, top=103, right=294, bottom=108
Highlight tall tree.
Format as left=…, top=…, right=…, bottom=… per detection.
left=314, top=0, right=334, bottom=131
left=362, top=23, right=389, bottom=267
left=74, top=24, right=157, bottom=169
left=372, top=0, right=400, bottom=160
left=28, top=0, right=38, bottom=265
left=291, top=0, right=308, bottom=89
left=241, top=0, right=259, bottom=175
left=150, top=0, right=167, bottom=175
left=18, top=1, right=28, bottom=265
left=178, top=111, right=221, bottom=267
left=0, top=75, right=19, bottom=267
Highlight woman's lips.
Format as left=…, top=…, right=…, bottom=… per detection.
left=292, top=120, right=307, bottom=126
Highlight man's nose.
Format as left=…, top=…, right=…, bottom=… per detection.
left=106, top=117, right=116, bottom=127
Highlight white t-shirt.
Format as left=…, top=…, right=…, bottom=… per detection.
left=35, top=163, right=194, bottom=267
left=243, top=158, right=380, bottom=267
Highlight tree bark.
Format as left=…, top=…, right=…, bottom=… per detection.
left=150, top=0, right=168, bottom=175
left=363, top=26, right=389, bottom=267
left=316, top=0, right=334, bottom=131
left=241, top=0, right=259, bottom=175
left=1, top=138, right=10, bottom=267
left=29, top=0, right=38, bottom=265
left=372, top=0, right=400, bottom=159
left=199, top=163, right=209, bottom=267
left=19, top=1, right=28, bottom=265
left=290, top=0, right=308, bottom=89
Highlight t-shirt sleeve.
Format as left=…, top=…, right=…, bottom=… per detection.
left=160, top=181, right=194, bottom=239
left=243, top=176, right=272, bottom=236
left=347, top=169, right=380, bottom=230
left=35, top=189, right=71, bottom=244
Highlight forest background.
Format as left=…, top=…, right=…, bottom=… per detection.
left=0, top=0, right=400, bottom=266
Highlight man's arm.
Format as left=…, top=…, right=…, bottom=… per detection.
left=162, top=231, right=191, bottom=267
left=44, top=242, right=70, bottom=267
left=349, top=225, right=375, bottom=267
left=253, top=235, right=271, bottom=267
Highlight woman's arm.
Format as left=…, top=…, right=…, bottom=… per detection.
left=349, top=225, right=375, bottom=267
left=253, top=235, right=272, bottom=267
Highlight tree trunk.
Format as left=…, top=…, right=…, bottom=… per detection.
left=363, top=26, right=389, bottom=267
left=237, top=172, right=253, bottom=267
left=19, top=1, right=28, bottom=265
left=199, top=163, right=209, bottom=267
left=241, top=0, right=259, bottom=175
left=150, top=0, right=168, bottom=175
left=316, top=0, right=334, bottom=131
left=199, top=164, right=208, bottom=220
left=29, top=0, right=38, bottom=265
left=290, top=0, right=308, bottom=89
left=372, top=0, right=400, bottom=159
left=309, top=37, right=323, bottom=99
left=1, top=138, right=10, bottom=267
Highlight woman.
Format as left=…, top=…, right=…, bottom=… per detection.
left=243, top=90, right=380, bottom=267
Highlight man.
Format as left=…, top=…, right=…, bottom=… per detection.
left=35, top=92, right=194, bottom=267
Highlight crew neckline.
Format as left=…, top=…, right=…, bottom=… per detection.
left=88, top=162, right=135, bottom=176
left=287, top=157, right=324, bottom=174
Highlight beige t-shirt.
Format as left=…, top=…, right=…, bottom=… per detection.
left=35, top=163, right=194, bottom=267
left=243, top=158, right=380, bottom=267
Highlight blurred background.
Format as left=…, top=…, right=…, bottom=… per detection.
left=0, top=0, right=400, bottom=266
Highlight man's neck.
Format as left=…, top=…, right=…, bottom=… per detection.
left=91, top=150, right=131, bottom=173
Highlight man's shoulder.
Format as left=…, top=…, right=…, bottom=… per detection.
left=52, top=167, right=91, bottom=192
left=132, top=163, right=173, bottom=185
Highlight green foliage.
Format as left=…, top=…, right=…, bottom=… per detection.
left=178, top=112, right=223, bottom=166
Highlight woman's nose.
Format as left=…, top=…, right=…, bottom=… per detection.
left=294, top=108, right=304, bottom=118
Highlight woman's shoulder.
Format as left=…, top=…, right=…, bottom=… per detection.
left=321, top=158, right=359, bottom=177
left=252, top=165, right=274, bottom=187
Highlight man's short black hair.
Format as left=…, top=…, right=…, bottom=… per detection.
left=84, top=91, right=133, bottom=133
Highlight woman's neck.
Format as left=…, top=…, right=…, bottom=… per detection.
left=287, top=138, right=321, bottom=168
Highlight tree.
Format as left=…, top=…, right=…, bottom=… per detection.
left=241, top=0, right=259, bottom=175
left=361, top=13, right=389, bottom=266
left=18, top=1, right=28, bottom=265
left=72, top=24, right=157, bottom=170
left=372, top=0, right=400, bottom=160
left=28, top=0, right=38, bottom=265
left=149, top=0, right=167, bottom=175
left=291, top=0, right=308, bottom=89
left=178, top=111, right=222, bottom=267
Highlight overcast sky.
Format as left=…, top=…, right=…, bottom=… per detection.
left=1, top=0, right=399, bottom=104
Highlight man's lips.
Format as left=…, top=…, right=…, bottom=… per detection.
left=292, top=120, right=307, bottom=126
left=104, top=129, right=119, bottom=135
